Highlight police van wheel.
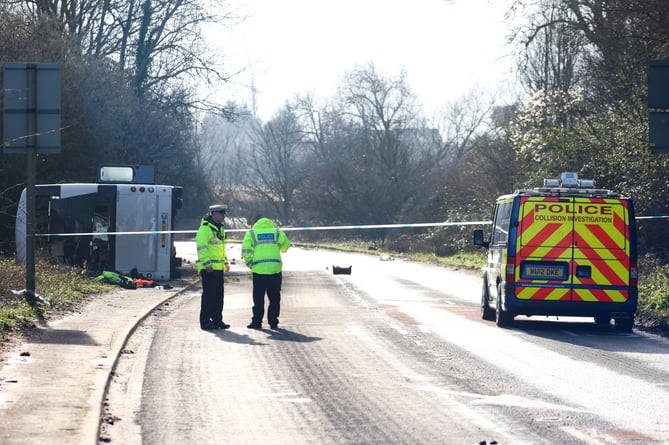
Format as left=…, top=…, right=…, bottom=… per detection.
left=481, top=282, right=495, bottom=321
left=495, top=287, right=513, bottom=327
left=594, top=314, right=611, bottom=327
left=614, top=316, right=634, bottom=332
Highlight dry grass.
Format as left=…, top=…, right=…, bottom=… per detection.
left=0, top=255, right=110, bottom=341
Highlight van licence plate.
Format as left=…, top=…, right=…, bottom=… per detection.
left=522, top=263, right=568, bottom=280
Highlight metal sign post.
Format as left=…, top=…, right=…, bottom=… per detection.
left=3, top=63, right=61, bottom=304
left=648, top=60, right=669, bottom=154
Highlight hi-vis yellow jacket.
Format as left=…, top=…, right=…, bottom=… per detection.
left=242, top=218, right=290, bottom=274
left=196, top=216, right=228, bottom=273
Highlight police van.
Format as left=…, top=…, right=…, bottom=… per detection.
left=16, top=165, right=183, bottom=280
left=473, top=172, right=638, bottom=331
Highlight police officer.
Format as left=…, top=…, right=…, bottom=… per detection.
left=196, top=204, right=230, bottom=330
left=242, top=216, right=290, bottom=329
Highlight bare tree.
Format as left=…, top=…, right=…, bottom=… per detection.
left=514, top=0, right=584, bottom=95
left=19, top=0, right=239, bottom=111
left=243, top=106, right=310, bottom=224
left=430, top=87, right=499, bottom=166
left=198, top=110, right=256, bottom=209
left=511, top=0, right=669, bottom=105
left=298, top=63, right=434, bottom=239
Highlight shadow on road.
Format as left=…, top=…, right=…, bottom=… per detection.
left=207, top=327, right=321, bottom=345
left=509, top=318, right=669, bottom=354
left=30, top=328, right=98, bottom=345
left=265, top=327, right=322, bottom=343
left=209, top=329, right=267, bottom=346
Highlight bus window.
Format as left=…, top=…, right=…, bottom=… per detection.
left=91, top=206, right=110, bottom=272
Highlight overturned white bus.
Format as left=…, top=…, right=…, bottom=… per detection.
left=15, top=165, right=183, bottom=280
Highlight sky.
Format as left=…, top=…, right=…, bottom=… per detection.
left=210, top=0, right=516, bottom=121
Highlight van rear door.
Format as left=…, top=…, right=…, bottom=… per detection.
left=515, top=196, right=632, bottom=303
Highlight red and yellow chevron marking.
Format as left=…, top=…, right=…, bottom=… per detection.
left=517, top=286, right=570, bottom=301
left=514, top=197, right=630, bottom=302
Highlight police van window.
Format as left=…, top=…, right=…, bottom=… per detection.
left=492, top=202, right=512, bottom=245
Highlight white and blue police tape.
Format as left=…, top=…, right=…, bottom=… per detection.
left=36, top=220, right=493, bottom=237
left=34, top=216, right=669, bottom=237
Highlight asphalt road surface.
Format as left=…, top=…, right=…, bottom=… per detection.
left=101, top=245, right=669, bottom=444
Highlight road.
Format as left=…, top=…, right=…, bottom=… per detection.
left=101, top=245, right=669, bottom=444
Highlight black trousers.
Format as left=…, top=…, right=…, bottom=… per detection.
left=200, top=269, right=224, bottom=327
left=251, top=272, right=282, bottom=326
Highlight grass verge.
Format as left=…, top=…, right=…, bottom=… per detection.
left=0, top=256, right=110, bottom=343
left=637, top=256, right=669, bottom=335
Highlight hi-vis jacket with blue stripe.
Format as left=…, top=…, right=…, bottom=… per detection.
left=242, top=218, right=290, bottom=274
left=196, top=216, right=228, bottom=274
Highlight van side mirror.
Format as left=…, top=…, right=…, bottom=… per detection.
left=473, top=229, right=489, bottom=249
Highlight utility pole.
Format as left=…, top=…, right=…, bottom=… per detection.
left=3, top=63, right=61, bottom=305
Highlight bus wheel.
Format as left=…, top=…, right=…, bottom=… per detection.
left=614, top=316, right=634, bottom=332
left=495, top=286, right=513, bottom=328
left=481, top=281, right=495, bottom=321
